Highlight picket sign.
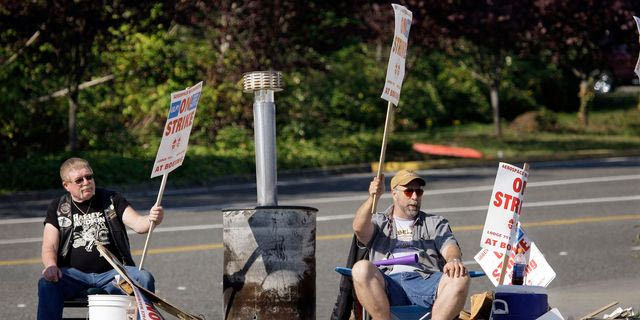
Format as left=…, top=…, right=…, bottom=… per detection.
left=140, top=81, right=203, bottom=270
left=476, top=162, right=556, bottom=287
left=480, top=162, right=529, bottom=252
left=150, top=81, right=203, bottom=179
left=131, top=285, right=164, bottom=320
left=633, top=16, right=640, bottom=81
left=371, top=4, right=412, bottom=213
left=380, top=4, right=412, bottom=106
left=474, top=224, right=556, bottom=287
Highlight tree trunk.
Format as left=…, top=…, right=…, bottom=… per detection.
left=577, top=80, right=590, bottom=127
left=490, top=80, right=501, bottom=138
left=67, top=86, right=79, bottom=152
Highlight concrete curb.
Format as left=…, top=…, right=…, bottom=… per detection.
left=373, top=149, right=640, bottom=172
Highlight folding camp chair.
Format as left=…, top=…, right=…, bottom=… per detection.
left=334, top=266, right=485, bottom=320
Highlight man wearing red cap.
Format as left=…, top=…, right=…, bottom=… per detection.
left=351, top=169, right=469, bottom=320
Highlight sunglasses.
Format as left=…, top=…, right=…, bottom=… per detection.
left=70, top=174, right=94, bottom=185
left=398, top=188, right=424, bottom=197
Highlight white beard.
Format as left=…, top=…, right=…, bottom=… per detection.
left=403, top=205, right=419, bottom=218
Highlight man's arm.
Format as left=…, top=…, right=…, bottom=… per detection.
left=122, top=205, right=164, bottom=234
left=353, top=175, right=384, bottom=245
left=41, top=223, right=62, bottom=281
left=441, top=243, right=466, bottom=278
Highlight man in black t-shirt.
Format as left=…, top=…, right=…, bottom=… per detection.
left=37, top=157, right=164, bottom=320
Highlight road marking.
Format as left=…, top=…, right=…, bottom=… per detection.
left=289, top=174, right=640, bottom=206
left=2, top=193, right=639, bottom=245
left=131, top=243, right=223, bottom=255
left=0, top=237, right=41, bottom=245
left=0, top=217, right=43, bottom=224
left=4, top=173, right=638, bottom=225
left=2, top=213, right=638, bottom=267
left=0, top=258, right=40, bottom=266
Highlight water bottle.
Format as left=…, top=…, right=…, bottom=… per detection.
left=512, top=248, right=526, bottom=285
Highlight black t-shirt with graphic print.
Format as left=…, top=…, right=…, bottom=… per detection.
left=45, top=189, right=131, bottom=273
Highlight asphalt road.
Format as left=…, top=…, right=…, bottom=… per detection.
left=1, top=157, right=639, bottom=319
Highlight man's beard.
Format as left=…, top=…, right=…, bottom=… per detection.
left=403, top=203, right=419, bottom=218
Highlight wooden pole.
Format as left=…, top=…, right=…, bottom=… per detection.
left=579, top=301, right=618, bottom=320
left=498, top=162, right=529, bottom=285
left=371, top=101, right=395, bottom=214
left=139, top=173, right=168, bottom=270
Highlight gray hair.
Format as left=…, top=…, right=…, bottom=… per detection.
left=60, top=157, right=92, bottom=182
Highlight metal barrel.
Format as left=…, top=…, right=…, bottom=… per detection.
left=223, top=206, right=317, bottom=319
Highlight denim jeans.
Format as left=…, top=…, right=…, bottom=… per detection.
left=37, top=266, right=155, bottom=320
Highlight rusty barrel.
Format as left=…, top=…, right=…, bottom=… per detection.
left=223, top=206, right=317, bottom=319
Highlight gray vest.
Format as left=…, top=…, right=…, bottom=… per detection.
left=366, top=206, right=459, bottom=277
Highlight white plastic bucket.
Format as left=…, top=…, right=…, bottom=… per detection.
left=88, top=294, right=136, bottom=320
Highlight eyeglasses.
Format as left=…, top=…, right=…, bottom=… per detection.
left=70, top=174, right=93, bottom=185
left=398, top=188, right=424, bottom=197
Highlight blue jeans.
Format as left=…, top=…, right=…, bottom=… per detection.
left=37, top=266, right=155, bottom=320
left=383, top=271, right=443, bottom=310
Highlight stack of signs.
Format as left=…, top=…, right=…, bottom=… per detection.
left=97, top=242, right=203, bottom=320
left=474, top=162, right=556, bottom=287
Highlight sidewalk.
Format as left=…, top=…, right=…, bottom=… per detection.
left=548, top=277, right=640, bottom=319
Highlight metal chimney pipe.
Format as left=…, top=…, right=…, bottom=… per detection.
left=224, top=71, right=316, bottom=319
left=243, top=71, right=283, bottom=206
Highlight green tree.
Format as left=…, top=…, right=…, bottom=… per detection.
left=0, top=1, right=175, bottom=154
left=533, top=0, right=638, bottom=126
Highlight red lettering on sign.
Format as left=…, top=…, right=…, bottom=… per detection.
left=511, top=197, right=520, bottom=213
left=391, top=36, right=407, bottom=58
left=513, top=178, right=522, bottom=193
left=165, top=121, right=172, bottom=136
left=499, top=242, right=512, bottom=250
left=145, top=304, right=162, bottom=320
left=401, top=17, right=410, bottom=34
left=164, top=112, right=195, bottom=136
left=178, top=117, right=185, bottom=131
left=163, top=156, right=184, bottom=171
left=527, top=259, right=537, bottom=272
left=494, top=191, right=524, bottom=213
left=179, top=97, right=190, bottom=113
left=485, top=238, right=497, bottom=246
left=503, top=193, right=513, bottom=210
left=493, top=191, right=503, bottom=207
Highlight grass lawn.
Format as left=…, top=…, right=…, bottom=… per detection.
left=388, top=108, right=640, bottom=163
